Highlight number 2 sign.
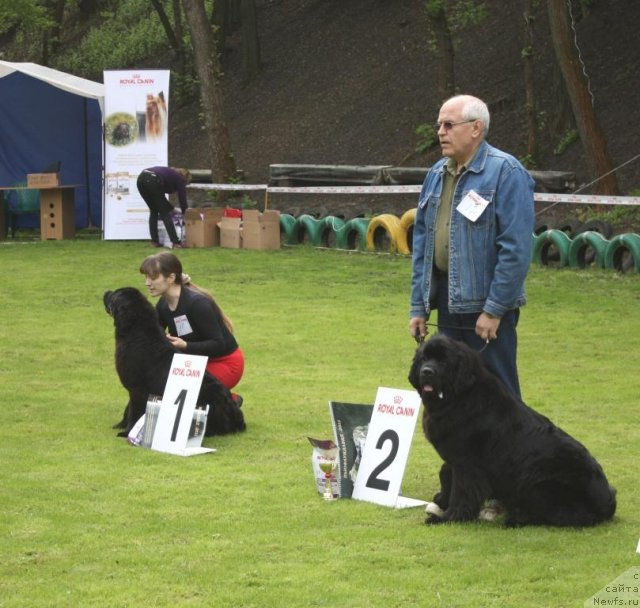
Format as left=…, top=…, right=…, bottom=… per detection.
left=352, top=387, right=426, bottom=508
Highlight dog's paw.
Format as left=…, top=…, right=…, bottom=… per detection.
left=432, top=493, right=449, bottom=510
left=112, top=421, right=126, bottom=429
left=425, top=501, right=445, bottom=518
left=116, top=430, right=129, bottom=438
left=425, top=513, right=446, bottom=525
left=478, top=500, right=504, bottom=522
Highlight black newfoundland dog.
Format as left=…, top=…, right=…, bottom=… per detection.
left=104, top=287, right=246, bottom=438
left=409, top=334, right=616, bottom=527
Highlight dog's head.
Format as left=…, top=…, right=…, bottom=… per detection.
left=408, top=334, right=482, bottom=404
left=104, top=287, right=159, bottom=335
left=145, top=92, right=167, bottom=137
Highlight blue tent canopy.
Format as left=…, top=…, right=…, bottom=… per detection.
left=0, top=61, right=104, bottom=229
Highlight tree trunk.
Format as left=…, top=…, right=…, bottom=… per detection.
left=171, top=0, right=187, bottom=90
left=547, top=0, right=619, bottom=194
left=42, top=0, right=66, bottom=65
left=150, top=0, right=181, bottom=53
left=241, top=0, right=261, bottom=81
left=522, top=0, right=538, bottom=167
left=182, top=0, right=237, bottom=184
left=424, top=0, right=455, bottom=104
left=425, top=0, right=456, bottom=103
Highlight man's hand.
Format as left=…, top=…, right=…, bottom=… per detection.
left=476, top=312, right=501, bottom=342
left=409, top=317, right=428, bottom=344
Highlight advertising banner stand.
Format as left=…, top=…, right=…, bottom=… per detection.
left=103, top=70, right=170, bottom=240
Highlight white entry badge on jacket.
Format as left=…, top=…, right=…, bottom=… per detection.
left=174, top=314, right=193, bottom=337
left=456, top=189, right=490, bottom=222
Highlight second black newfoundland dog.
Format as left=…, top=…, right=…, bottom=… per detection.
left=104, top=287, right=246, bottom=438
left=409, top=334, right=616, bottom=527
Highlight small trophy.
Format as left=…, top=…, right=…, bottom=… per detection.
left=308, top=437, right=338, bottom=501
left=319, top=457, right=338, bottom=501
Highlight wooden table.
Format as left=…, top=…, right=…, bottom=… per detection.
left=0, top=185, right=78, bottom=240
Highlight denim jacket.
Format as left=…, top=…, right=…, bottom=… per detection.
left=410, top=140, right=535, bottom=318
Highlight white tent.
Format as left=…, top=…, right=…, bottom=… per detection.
left=0, top=60, right=104, bottom=110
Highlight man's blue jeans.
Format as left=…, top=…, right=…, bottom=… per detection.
left=434, top=272, right=522, bottom=399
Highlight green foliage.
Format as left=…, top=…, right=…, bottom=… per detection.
left=170, top=71, right=199, bottom=106
left=0, top=0, right=50, bottom=35
left=578, top=203, right=640, bottom=228
left=451, top=0, right=488, bottom=28
left=414, top=122, right=438, bottom=153
left=536, top=109, right=548, bottom=131
left=56, top=1, right=169, bottom=79
left=553, top=128, right=578, bottom=155
left=519, top=153, right=538, bottom=170
left=424, top=0, right=488, bottom=26
left=0, top=241, right=639, bottom=607
left=424, top=0, right=444, bottom=10
left=423, top=0, right=488, bottom=54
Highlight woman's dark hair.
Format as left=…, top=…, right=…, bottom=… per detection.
left=139, top=252, right=234, bottom=332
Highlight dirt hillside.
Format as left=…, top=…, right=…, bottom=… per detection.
left=169, top=0, right=640, bottom=217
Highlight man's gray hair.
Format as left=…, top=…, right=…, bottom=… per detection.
left=448, top=95, right=490, bottom=137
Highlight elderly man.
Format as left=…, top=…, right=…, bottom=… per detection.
left=409, top=94, right=535, bottom=398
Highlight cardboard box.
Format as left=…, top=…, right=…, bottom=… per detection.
left=220, top=216, right=243, bottom=249
left=40, top=188, right=75, bottom=240
left=242, top=209, right=281, bottom=250
left=27, top=173, right=60, bottom=188
left=184, top=207, right=223, bottom=248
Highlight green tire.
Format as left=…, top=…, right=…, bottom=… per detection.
left=279, top=213, right=297, bottom=245
left=292, top=214, right=323, bottom=246
left=532, top=229, right=571, bottom=267
left=319, top=216, right=346, bottom=248
left=567, top=230, right=608, bottom=269
left=605, top=233, right=640, bottom=273
left=336, top=218, right=370, bottom=250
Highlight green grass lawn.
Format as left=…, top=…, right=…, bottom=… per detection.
left=1, top=240, right=639, bottom=607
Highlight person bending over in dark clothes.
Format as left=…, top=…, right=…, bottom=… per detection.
left=136, top=166, right=192, bottom=248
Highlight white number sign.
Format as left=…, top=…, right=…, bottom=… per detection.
left=352, top=387, right=426, bottom=508
left=151, top=354, right=215, bottom=457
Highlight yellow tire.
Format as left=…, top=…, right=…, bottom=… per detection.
left=400, top=208, right=417, bottom=253
left=365, top=213, right=410, bottom=255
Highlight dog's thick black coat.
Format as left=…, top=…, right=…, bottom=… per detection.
left=408, top=334, right=616, bottom=527
left=104, top=287, right=246, bottom=437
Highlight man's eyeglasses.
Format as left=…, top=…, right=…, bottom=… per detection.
left=435, top=119, right=477, bottom=131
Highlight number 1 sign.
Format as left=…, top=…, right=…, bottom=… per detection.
left=151, top=354, right=215, bottom=457
left=352, top=387, right=426, bottom=508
